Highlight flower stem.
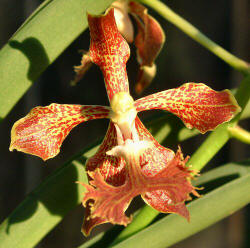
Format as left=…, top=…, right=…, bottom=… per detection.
left=228, top=126, right=250, bottom=144
left=112, top=73, right=250, bottom=244
left=137, top=0, right=250, bottom=74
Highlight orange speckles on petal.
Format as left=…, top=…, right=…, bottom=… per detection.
left=10, top=104, right=110, bottom=160
left=135, top=83, right=241, bottom=133
left=88, top=8, right=130, bottom=101
left=81, top=137, right=197, bottom=226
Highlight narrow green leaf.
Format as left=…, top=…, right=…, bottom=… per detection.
left=138, top=0, right=250, bottom=74
left=0, top=0, right=114, bottom=120
left=0, top=151, right=92, bottom=248
left=111, top=172, right=250, bottom=248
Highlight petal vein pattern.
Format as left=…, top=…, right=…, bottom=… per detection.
left=135, top=83, right=241, bottom=133
left=82, top=118, right=197, bottom=227
left=81, top=117, right=196, bottom=235
left=10, top=104, right=110, bottom=160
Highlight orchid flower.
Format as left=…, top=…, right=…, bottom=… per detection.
left=73, top=0, right=165, bottom=94
left=10, top=9, right=240, bottom=236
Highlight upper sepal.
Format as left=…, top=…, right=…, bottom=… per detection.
left=88, top=8, right=130, bottom=100
left=10, top=104, right=110, bottom=160
left=135, top=83, right=241, bottom=133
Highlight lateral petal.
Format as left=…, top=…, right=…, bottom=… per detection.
left=135, top=117, right=175, bottom=176
left=135, top=83, right=241, bottom=133
left=10, top=104, right=110, bottom=160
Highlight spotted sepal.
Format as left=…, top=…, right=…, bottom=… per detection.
left=88, top=8, right=130, bottom=101
left=10, top=104, right=110, bottom=160
left=135, top=83, right=241, bottom=133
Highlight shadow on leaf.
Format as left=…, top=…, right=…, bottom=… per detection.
left=9, top=37, right=49, bottom=81
left=4, top=159, right=86, bottom=235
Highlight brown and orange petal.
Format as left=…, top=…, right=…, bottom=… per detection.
left=142, top=147, right=199, bottom=221
left=10, top=104, right=110, bottom=160
left=135, top=83, right=241, bottom=133
left=129, top=1, right=165, bottom=67
left=81, top=200, right=107, bottom=237
left=129, top=1, right=165, bottom=94
left=82, top=122, right=127, bottom=235
left=135, top=117, right=175, bottom=176
left=81, top=118, right=196, bottom=233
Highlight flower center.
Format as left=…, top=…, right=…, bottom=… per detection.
left=109, top=92, right=137, bottom=140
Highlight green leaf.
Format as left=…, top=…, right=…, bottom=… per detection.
left=0, top=0, right=114, bottom=120
left=111, top=162, right=250, bottom=248
left=0, top=143, right=99, bottom=248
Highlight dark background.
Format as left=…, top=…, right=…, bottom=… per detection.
left=0, top=0, right=249, bottom=247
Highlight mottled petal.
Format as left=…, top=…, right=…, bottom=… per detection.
left=88, top=8, right=130, bottom=101
left=135, top=83, right=241, bottom=133
left=135, top=117, right=175, bottom=176
left=82, top=122, right=126, bottom=235
left=142, top=147, right=198, bottom=220
left=143, top=191, right=190, bottom=220
left=86, top=122, right=127, bottom=186
left=82, top=169, right=133, bottom=225
left=82, top=117, right=174, bottom=234
left=10, top=104, right=110, bottom=160
left=82, top=131, right=197, bottom=228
